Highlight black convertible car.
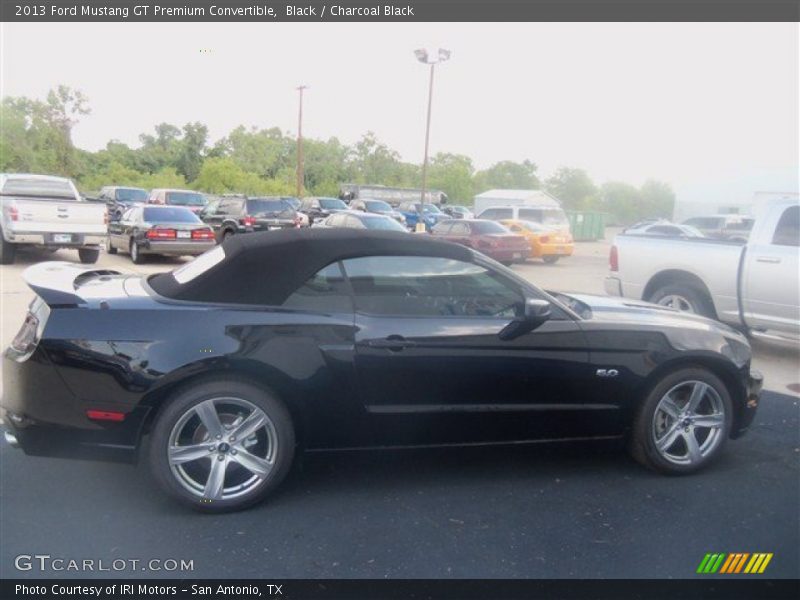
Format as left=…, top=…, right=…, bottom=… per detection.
left=3, top=229, right=761, bottom=512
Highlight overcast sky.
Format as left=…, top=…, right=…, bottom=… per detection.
left=2, top=22, right=798, bottom=205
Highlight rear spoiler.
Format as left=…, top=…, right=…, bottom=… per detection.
left=22, top=262, right=121, bottom=306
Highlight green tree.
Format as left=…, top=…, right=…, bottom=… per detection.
left=175, top=122, right=208, bottom=182
left=427, top=153, right=474, bottom=204
left=474, top=160, right=540, bottom=192
left=544, top=167, right=599, bottom=210
left=639, top=179, right=675, bottom=220
left=600, top=181, right=641, bottom=224
left=192, top=157, right=291, bottom=195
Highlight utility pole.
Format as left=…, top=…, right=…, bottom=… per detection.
left=296, top=85, right=307, bottom=198
left=414, top=48, right=450, bottom=233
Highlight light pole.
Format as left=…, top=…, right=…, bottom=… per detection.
left=414, top=47, right=450, bottom=233
left=296, top=85, right=308, bottom=198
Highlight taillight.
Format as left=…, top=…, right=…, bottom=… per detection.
left=609, top=245, right=619, bottom=271
left=146, top=228, right=177, bottom=239
left=240, top=216, right=256, bottom=227
left=191, top=228, right=215, bottom=240
left=540, top=235, right=550, bottom=243
left=4, top=202, right=19, bottom=222
left=86, top=410, right=126, bottom=422
left=294, top=215, right=302, bottom=228
left=11, top=312, right=39, bottom=354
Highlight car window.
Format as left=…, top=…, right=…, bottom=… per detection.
left=471, top=221, right=508, bottom=234
left=648, top=225, right=681, bottom=235
left=203, top=199, right=220, bottom=216
left=450, top=222, right=470, bottom=236
left=772, top=206, right=799, bottom=247
left=1, top=177, right=77, bottom=200
left=431, top=222, right=452, bottom=235
left=342, top=256, right=524, bottom=318
left=345, top=215, right=365, bottom=229
left=144, top=207, right=201, bottom=223
left=120, top=207, right=137, bottom=221
left=283, top=262, right=353, bottom=313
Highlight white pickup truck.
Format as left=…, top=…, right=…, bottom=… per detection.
left=605, top=198, right=799, bottom=340
left=0, top=173, right=107, bottom=265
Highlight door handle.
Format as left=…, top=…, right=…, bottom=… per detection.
left=756, top=256, right=781, bottom=264
left=367, top=336, right=417, bottom=351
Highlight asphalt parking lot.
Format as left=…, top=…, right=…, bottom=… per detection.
left=1, top=237, right=798, bottom=579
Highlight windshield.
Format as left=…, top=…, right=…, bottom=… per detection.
left=144, top=207, right=201, bottom=223
left=1, top=177, right=77, bottom=199
left=472, top=221, right=510, bottom=234
left=247, top=198, right=292, bottom=214
left=284, top=197, right=300, bottom=209
left=365, top=200, right=393, bottom=211
left=520, top=220, right=552, bottom=233
left=319, top=198, right=347, bottom=210
left=518, top=207, right=569, bottom=227
left=165, top=191, right=205, bottom=206
left=116, top=188, right=148, bottom=203
left=362, top=216, right=407, bottom=231
left=415, top=204, right=442, bottom=214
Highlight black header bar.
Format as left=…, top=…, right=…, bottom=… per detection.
left=2, top=0, right=799, bottom=22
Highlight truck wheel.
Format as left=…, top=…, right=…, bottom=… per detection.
left=0, top=235, right=16, bottom=265
left=78, top=248, right=100, bottom=264
left=630, top=367, right=732, bottom=474
left=148, top=379, right=295, bottom=512
left=650, top=284, right=714, bottom=318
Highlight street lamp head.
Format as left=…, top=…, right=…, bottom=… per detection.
left=414, top=47, right=451, bottom=65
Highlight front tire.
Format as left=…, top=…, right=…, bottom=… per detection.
left=149, top=379, right=295, bottom=512
left=630, top=368, right=732, bottom=474
left=78, top=247, right=100, bottom=264
left=650, top=284, right=715, bottom=318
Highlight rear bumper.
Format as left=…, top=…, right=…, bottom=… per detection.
left=538, top=242, right=574, bottom=257
left=3, top=231, right=105, bottom=247
left=486, top=248, right=531, bottom=262
left=732, top=369, right=763, bottom=439
left=1, top=346, right=147, bottom=462
left=605, top=276, right=623, bottom=296
left=140, top=240, right=216, bottom=255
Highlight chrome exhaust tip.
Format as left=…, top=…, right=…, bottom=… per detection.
left=3, top=430, right=19, bottom=449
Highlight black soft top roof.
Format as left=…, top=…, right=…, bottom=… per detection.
left=149, top=228, right=474, bottom=305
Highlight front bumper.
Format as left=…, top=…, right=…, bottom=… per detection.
left=3, top=231, right=105, bottom=247
left=732, top=369, right=763, bottom=438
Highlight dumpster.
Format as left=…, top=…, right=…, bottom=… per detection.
left=566, top=211, right=606, bottom=241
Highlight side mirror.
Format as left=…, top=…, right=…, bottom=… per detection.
left=499, top=298, right=551, bottom=341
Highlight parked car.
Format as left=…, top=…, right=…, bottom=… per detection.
left=440, top=205, right=474, bottom=220
left=0, top=173, right=106, bottom=265
left=200, top=196, right=302, bottom=241
left=298, top=197, right=349, bottom=224
left=624, top=220, right=705, bottom=238
left=682, top=214, right=754, bottom=242
left=284, top=197, right=309, bottom=227
left=148, top=189, right=207, bottom=214
left=606, top=198, right=799, bottom=339
left=477, top=205, right=571, bottom=234
left=106, top=205, right=216, bottom=264
left=397, top=201, right=449, bottom=231
left=317, top=210, right=408, bottom=232
left=430, top=219, right=530, bottom=265
left=500, top=219, right=574, bottom=264
left=347, top=198, right=406, bottom=225
left=3, top=228, right=762, bottom=512
left=98, top=186, right=149, bottom=221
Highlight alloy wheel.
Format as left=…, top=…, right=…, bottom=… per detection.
left=656, top=294, right=695, bottom=313
left=651, top=380, right=725, bottom=466
left=167, top=397, right=278, bottom=501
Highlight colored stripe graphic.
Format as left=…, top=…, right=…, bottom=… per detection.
left=697, top=554, right=713, bottom=573
left=757, top=553, right=773, bottom=573
left=709, top=554, right=726, bottom=573
left=734, top=553, right=750, bottom=573
left=719, top=554, right=736, bottom=573
left=701, top=553, right=774, bottom=574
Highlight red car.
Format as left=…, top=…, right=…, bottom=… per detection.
left=431, top=219, right=531, bottom=265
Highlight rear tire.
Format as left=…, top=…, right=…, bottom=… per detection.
left=649, top=284, right=715, bottom=318
left=630, top=367, right=732, bottom=474
left=149, top=379, right=295, bottom=512
left=130, top=239, right=146, bottom=264
left=0, top=234, right=16, bottom=265
left=222, top=229, right=234, bottom=242
left=543, top=255, right=560, bottom=264
left=78, top=248, right=100, bottom=264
